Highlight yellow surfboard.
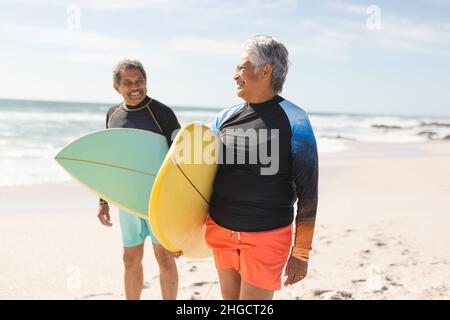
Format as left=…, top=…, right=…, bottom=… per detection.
left=149, top=123, right=220, bottom=258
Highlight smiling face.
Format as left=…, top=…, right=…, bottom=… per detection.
left=113, top=68, right=148, bottom=106
left=234, top=53, right=274, bottom=103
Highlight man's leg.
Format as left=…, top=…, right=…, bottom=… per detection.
left=123, top=243, right=145, bottom=300
left=152, top=243, right=178, bottom=300
left=218, top=268, right=241, bottom=300
left=239, top=279, right=274, bottom=300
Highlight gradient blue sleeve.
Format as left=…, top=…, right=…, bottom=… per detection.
left=280, top=100, right=319, bottom=261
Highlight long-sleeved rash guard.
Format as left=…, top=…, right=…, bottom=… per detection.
left=210, top=95, right=318, bottom=261
left=106, top=96, right=180, bottom=145
left=99, top=96, right=180, bottom=205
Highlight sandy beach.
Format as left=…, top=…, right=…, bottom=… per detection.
left=1, top=141, right=449, bottom=300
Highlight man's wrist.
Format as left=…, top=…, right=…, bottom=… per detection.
left=291, top=247, right=310, bottom=262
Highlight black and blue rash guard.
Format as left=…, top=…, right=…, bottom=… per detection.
left=209, top=95, right=318, bottom=261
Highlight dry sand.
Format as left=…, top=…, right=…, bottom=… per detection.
left=1, top=141, right=449, bottom=299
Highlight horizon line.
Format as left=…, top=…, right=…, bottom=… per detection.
left=0, top=96, right=449, bottom=119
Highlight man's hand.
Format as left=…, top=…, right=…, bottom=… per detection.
left=97, top=204, right=112, bottom=227
left=169, top=250, right=183, bottom=259
left=284, top=255, right=308, bottom=286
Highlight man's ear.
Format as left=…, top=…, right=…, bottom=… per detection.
left=113, top=83, right=120, bottom=93
left=262, top=64, right=273, bottom=80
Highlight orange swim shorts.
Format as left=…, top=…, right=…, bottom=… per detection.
left=205, top=215, right=293, bottom=291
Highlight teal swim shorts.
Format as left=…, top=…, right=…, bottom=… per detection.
left=118, top=209, right=160, bottom=247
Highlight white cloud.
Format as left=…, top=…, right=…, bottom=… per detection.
left=0, top=24, right=164, bottom=67
left=66, top=50, right=171, bottom=66
left=330, top=2, right=369, bottom=15
left=0, top=24, right=139, bottom=51
left=3, top=1, right=450, bottom=66
left=326, top=1, right=450, bottom=56
left=73, top=0, right=182, bottom=10
left=14, top=0, right=299, bottom=13
left=371, top=17, right=450, bottom=57
left=211, top=0, right=299, bottom=14
left=422, top=0, right=450, bottom=7
left=382, top=17, right=450, bottom=43
left=88, top=0, right=300, bottom=12
left=34, top=29, right=139, bottom=50
left=289, top=8, right=450, bottom=60
left=287, top=19, right=363, bottom=61
left=14, top=0, right=166, bottom=10
left=66, top=52, right=134, bottom=65
left=169, top=37, right=241, bottom=56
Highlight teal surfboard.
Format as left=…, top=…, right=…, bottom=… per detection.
left=55, top=128, right=168, bottom=219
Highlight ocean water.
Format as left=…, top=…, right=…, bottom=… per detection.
left=0, top=98, right=449, bottom=187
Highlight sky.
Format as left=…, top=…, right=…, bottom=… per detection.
left=0, top=0, right=449, bottom=116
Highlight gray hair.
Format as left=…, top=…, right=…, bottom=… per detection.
left=243, top=35, right=290, bottom=93
left=113, top=59, right=147, bottom=85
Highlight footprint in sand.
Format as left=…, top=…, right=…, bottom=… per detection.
left=192, top=281, right=218, bottom=287
left=426, top=286, right=449, bottom=297
left=341, top=229, right=355, bottom=238
left=368, top=235, right=388, bottom=247
left=313, top=289, right=353, bottom=300
left=374, top=241, right=387, bottom=247
left=313, top=289, right=332, bottom=296
left=190, top=292, right=201, bottom=300
left=352, top=279, right=366, bottom=284
left=359, top=249, right=372, bottom=260
left=401, top=249, right=410, bottom=255
left=385, top=276, right=403, bottom=288
left=81, top=293, right=114, bottom=299
left=189, top=266, right=197, bottom=272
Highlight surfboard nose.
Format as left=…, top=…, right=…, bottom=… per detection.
left=54, top=128, right=168, bottom=219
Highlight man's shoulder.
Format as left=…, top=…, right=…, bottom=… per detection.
left=278, top=98, right=308, bottom=123
left=209, top=103, right=244, bottom=132
left=107, top=103, right=122, bottom=116
left=150, top=98, right=180, bottom=130
left=150, top=98, right=174, bottom=114
left=216, top=102, right=244, bottom=122
left=278, top=99, right=316, bottom=153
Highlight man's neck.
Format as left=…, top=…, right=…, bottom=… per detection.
left=247, top=90, right=277, bottom=104
left=124, top=96, right=149, bottom=108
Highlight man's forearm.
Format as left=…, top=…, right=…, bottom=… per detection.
left=292, top=217, right=316, bottom=261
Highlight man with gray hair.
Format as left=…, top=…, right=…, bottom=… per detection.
left=207, top=35, right=319, bottom=300
left=97, top=59, right=180, bottom=300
